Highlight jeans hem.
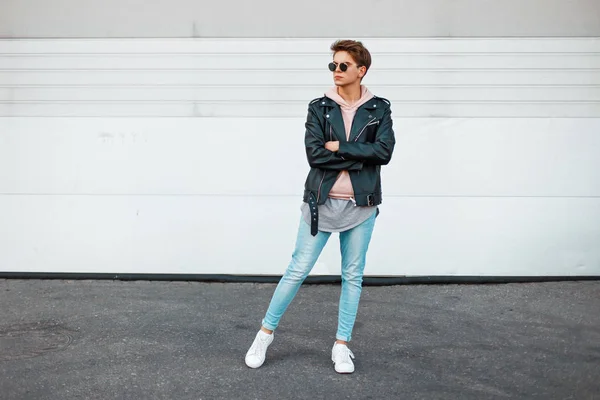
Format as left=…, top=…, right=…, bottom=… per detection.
left=261, top=320, right=277, bottom=331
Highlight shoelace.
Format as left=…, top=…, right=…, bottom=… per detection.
left=250, top=336, right=269, bottom=357
left=336, top=346, right=355, bottom=364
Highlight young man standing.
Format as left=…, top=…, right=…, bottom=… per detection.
left=245, top=40, right=395, bottom=374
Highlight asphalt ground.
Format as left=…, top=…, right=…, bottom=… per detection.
left=1, top=279, right=599, bottom=400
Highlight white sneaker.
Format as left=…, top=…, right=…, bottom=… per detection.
left=245, top=330, right=274, bottom=369
left=331, top=343, right=355, bottom=374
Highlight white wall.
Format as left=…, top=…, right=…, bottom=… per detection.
left=1, top=0, right=600, bottom=38
left=1, top=38, right=599, bottom=277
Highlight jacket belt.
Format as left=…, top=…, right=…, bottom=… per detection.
left=307, top=192, right=319, bottom=236
left=304, top=191, right=382, bottom=236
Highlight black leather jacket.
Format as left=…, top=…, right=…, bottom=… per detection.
left=302, top=95, right=396, bottom=234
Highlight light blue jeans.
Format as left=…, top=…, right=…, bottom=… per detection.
left=261, top=211, right=376, bottom=342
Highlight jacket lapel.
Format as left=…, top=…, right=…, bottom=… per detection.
left=348, top=102, right=378, bottom=142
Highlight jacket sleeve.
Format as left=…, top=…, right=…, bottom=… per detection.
left=336, top=105, right=395, bottom=165
left=305, top=106, right=364, bottom=171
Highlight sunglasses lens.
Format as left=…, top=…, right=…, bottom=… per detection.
left=328, top=62, right=336, bottom=72
left=340, top=63, right=348, bottom=72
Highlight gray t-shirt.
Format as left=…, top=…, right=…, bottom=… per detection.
left=301, top=198, right=376, bottom=233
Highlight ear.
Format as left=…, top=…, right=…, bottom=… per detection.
left=358, top=65, right=367, bottom=78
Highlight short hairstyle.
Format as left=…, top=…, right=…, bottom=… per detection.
left=330, top=40, right=372, bottom=75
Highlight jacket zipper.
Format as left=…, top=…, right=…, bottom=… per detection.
left=316, top=171, right=326, bottom=202
left=316, top=122, right=333, bottom=203
left=354, top=118, right=379, bottom=142
left=353, top=118, right=378, bottom=180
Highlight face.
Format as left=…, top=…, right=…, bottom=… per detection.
left=329, top=51, right=366, bottom=87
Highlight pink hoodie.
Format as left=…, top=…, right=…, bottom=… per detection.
left=326, top=85, right=374, bottom=200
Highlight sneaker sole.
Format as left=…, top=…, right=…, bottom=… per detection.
left=332, top=361, right=354, bottom=374
left=245, top=360, right=264, bottom=369
left=333, top=365, right=354, bottom=374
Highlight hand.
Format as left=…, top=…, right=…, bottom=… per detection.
left=325, top=141, right=340, bottom=152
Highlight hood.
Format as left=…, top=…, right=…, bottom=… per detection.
left=325, top=85, right=374, bottom=111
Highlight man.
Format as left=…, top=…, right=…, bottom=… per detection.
left=245, top=39, right=395, bottom=374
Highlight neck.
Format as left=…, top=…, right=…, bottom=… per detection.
left=337, top=84, right=362, bottom=104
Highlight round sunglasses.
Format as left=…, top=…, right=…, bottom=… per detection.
left=328, top=62, right=358, bottom=72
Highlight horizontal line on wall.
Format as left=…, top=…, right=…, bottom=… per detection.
left=3, top=100, right=599, bottom=105
left=1, top=193, right=599, bottom=199
left=3, top=84, right=600, bottom=88
left=1, top=36, right=598, bottom=40
left=2, top=116, right=599, bottom=119
left=1, top=52, right=600, bottom=56
left=2, top=68, right=599, bottom=72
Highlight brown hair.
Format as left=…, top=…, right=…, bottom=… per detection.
left=330, top=40, right=372, bottom=75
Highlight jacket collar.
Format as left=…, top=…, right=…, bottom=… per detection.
left=319, top=96, right=380, bottom=142
left=319, top=96, right=379, bottom=110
